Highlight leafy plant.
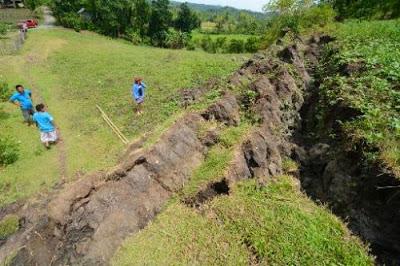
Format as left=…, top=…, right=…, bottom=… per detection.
left=0, top=136, right=19, bottom=167
left=165, top=29, right=190, bottom=49
left=317, top=20, right=400, bottom=175
left=263, top=1, right=335, bottom=46
left=227, top=39, right=245, bottom=53
left=0, top=23, right=8, bottom=37
left=58, top=12, right=82, bottom=32
left=0, top=79, right=10, bottom=102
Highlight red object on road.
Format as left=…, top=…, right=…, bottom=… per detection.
left=17, top=19, right=38, bottom=29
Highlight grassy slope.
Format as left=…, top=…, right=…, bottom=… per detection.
left=0, top=28, right=244, bottom=205
left=318, top=19, right=400, bottom=176
left=113, top=176, right=373, bottom=266
left=113, top=119, right=373, bottom=265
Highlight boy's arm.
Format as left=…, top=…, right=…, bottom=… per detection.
left=9, top=95, right=20, bottom=107
left=49, top=114, right=58, bottom=129
left=32, top=115, right=39, bottom=128
left=133, top=85, right=139, bottom=99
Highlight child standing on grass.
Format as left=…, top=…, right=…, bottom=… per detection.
left=9, top=85, right=35, bottom=126
left=132, top=77, right=147, bottom=114
left=32, top=104, right=58, bottom=149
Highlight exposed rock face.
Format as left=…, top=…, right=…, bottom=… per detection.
left=294, top=41, right=400, bottom=265
left=188, top=39, right=328, bottom=206
left=202, top=92, right=240, bottom=126
left=5, top=115, right=210, bottom=265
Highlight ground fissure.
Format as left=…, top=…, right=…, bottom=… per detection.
left=0, top=32, right=396, bottom=265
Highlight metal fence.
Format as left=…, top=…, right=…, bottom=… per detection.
left=0, top=30, right=26, bottom=55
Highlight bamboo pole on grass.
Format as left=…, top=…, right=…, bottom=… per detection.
left=96, top=105, right=129, bottom=144
left=97, top=105, right=128, bottom=144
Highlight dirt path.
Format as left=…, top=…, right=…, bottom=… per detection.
left=24, top=7, right=67, bottom=180
left=39, top=7, right=56, bottom=29
left=25, top=70, right=68, bottom=181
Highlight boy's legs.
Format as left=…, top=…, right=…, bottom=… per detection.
left=48, top=131, right=58, bottom=144
left=41, top=131, right=58, bottom=149
left=135, top=98, right=144, bottom=114
left=21, top=109, right=33, bottom=125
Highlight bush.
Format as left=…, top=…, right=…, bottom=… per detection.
left=32, top=7, right=44, bottom=20
left=227, top=39, right=245, bottom=53
left=215, top=37, right=227, bottom=53
left=302, top=5, right=336, bottom=28
left=126, top=29, right=143, bottom=45
left=165, top=29, right=190, bottom=49
left=263, top=1, right=336, bottom=46
left=0, top=23, right=8, bottom=36
left=245, top=37, right=261, bottom=53
left=200, top=35, right=216, bottom=53
left=186, top=40, right=196, bottom=51
left=0, top=79, right=10, bottom=102
left=59, top=13, right=82, bottom=32
left=151, top=30, right=169, bottom=47
left=0, top=136, right=19, bottom=167
left=24, top=0, right=46, bottom=11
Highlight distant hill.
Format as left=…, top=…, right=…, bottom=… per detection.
left=170, top=1, right=268, bottom=20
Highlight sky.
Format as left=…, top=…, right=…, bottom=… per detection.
left=174, top=0, right=267, bottom=12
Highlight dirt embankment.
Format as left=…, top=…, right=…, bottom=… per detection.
left=1, top=34, right=396, bottom=265
left=293, top=57, right=400, bottom=265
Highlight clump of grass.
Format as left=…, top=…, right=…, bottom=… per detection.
left=181, top=146, right=232, bottom=198
left=213, top=176, right=373, bottom=265
left=218, top=122, right=251, bottom=148
left=181, top=121, right=252, bottom=198
left=113, top=176, right=373, bottom=265
left=112, top=203, right=250, bottom=266
left=282, top=157, right=299, bottom=174
left=0, top=214, right=19, bottom=240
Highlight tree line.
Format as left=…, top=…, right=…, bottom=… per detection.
left=262, top=0, right=400, bottom=47
left=52, top=0, right=200, bottom=48
left=323, top=0, right=400, bottom=19
left=195, top=9, right=269, bottom=35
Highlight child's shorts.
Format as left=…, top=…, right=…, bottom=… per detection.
left=40, top=131, right=58, bottom=143
left=135, top=98, right=144, bottom=104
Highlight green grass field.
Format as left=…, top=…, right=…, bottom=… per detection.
left=0, top=28, right=245, bottom=206
left=192, top=32, right=256, bottom=41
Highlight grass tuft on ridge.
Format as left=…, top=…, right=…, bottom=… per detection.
left=113, top=176, right=373, bottom=265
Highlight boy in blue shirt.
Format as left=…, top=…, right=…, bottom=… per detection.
left=132, top=77, right=147, bottom=114
left=9, top=84, right=35, bottom=125
left=32, top=104, right=58, bottom=149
